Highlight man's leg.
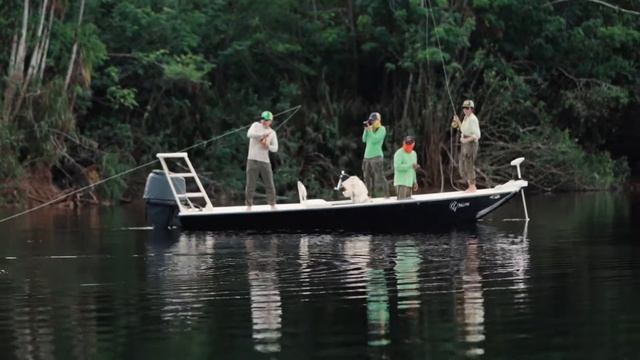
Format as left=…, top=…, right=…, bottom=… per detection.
left=245, top=160, right=260, bottom=207
left=459, top=142, right=471, bottom=186
left=363, top=159, right=374, bottom=195
left=396, top=185, right=411, bottom=200
left=372, top=157, right=389, bottom=197
left=258, top=161, right=277, bottom=206
left=466, top=142, right=478, bottom=192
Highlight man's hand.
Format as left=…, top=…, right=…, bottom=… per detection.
left=260, top=134, right=270, bottom=148
left=412, top=163, right=420, bottom=169
left=413, top=183, right=419, bottom=191
left=451, top=115, right=461, bottom=129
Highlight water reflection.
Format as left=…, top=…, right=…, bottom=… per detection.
left=481, top=221, right=531, bottom=300
left=342, top=235, right=390, bottom=347
left=298, top=236, right=311, bottom=298
left=454, top=221, right=531, bottom=357
left=146, top=229, right=213, bottom=325
left=456, top=237, right=485, bottom=357
left=12, top=281, right=56, bottom=360
left=395, top=239, right=421, bottom=310
left=0, top=199, right=573, bottom=360
left=245, top=238, right=282, bottom=353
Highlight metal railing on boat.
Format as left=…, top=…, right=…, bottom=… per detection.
left=156, top=153, right=214, bottom=212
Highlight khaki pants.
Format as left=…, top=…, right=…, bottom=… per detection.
left=459, top=141, right=478, bottom=183
left=362, top=156, right=389, bottom=198
left=245, top=159, right=276, bottom=206
left=396, top=185, right=412, bottom=200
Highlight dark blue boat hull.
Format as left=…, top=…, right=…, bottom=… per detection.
left=178, top=190, right=519, bottom=233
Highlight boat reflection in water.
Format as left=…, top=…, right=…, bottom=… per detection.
left=395, top=239, right=421, bottom=311
left=456, top=237, right=486, bottom=357
left=245, top=238, right=282, bottom=353
left=394, top=238, right=422, bottom=347
left=456, top=221, right=530, bottom=357
left=140, top=220, right=529, bottom=356
left=146, top=229, right=213, bottom=325
left=342, top=235, right=392, bottom=347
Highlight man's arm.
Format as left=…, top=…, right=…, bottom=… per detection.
left=368, top=126, right=386, bottom=143
left=268, top=133, right=278, bottom=152
left=247, top=122, right=267, bottom=139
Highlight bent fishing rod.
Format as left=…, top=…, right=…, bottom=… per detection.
left=0, top=105, right=302, bottom=224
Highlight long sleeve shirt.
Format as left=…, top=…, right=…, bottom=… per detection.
left=460, top=113, right=481, bottom=141
left=393, top=149, right=417, bottom=187
left=362, top=126, right=386, bottom=159
left=247, top=122, right=278, bottom=163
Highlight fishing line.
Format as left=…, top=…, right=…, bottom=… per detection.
left=0, top=105, right=302, bottom=224
left=273, top=104, right=302, bottom=131
left=425, top=0, right=456, bottom=115
left=175, top=104, right=302, bottom=184
left=424, top=0, right=461, bottom=191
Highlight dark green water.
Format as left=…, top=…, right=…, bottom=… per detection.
left=0, top=192, right=639, bottom=359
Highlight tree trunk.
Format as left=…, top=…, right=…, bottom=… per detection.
left=8, top=33, right=18, bottom=76
left=2, top=34, right=19, bottom=125
left=13, top=0, right=56, bottom=120
left=346, top=0, right=359, bottom=94
left=401, top=72, right=414, bottom=126
left=15, top=0, right=29, bottom=80
left=37, top=8, right=55, bottom=83
left=23, top=0, right=49, bottom=88
left=2, top=0, right=29, bottom=123
left=65, top=0, right=86, bottom=91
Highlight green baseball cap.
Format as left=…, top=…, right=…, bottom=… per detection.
left=261, top=111, right=274, bottom=121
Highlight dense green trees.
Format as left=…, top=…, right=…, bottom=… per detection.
left=1, top=0, right=638, bottom=205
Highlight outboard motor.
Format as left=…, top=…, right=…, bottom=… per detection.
left=143, top=169, right=186, bottom=229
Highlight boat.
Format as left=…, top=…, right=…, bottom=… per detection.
left=143, top=153, right=529, bottom=232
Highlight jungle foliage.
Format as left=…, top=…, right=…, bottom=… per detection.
left=1, top=0, right=638, bottom=205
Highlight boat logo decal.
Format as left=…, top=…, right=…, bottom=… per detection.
left=449, top=201, right=470, bottom=212
left=490, top=194, right=501, bottom=199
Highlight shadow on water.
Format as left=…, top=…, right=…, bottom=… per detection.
left=0, top=192, right=639, bottom=359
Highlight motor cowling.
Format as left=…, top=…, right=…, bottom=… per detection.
left=143, top=170, right=186, bottom=229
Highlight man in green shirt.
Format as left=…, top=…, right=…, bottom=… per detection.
left=393, top=136, right=419, bottom=200
left=362, top=112, right=389, bottom=198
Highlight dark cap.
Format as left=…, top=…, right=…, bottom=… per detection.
left=403, top=136, right=415, bottom=144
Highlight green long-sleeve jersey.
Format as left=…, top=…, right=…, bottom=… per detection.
left=362, top=126, right=386, bottom=159
left=393, top=148, right=417, bottom=187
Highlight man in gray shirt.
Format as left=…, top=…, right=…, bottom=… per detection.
left=245, top=110, right=279, bottom=209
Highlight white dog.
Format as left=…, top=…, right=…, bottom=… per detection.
left=341, top=176, right=370, bottom=203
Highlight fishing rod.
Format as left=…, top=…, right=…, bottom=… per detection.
left=175, top=105, right=301, bottom=183
left=424, top=0, right=462, bottom=191
left=0, top=105, right=302, bottom=224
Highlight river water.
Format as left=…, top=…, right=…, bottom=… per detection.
left=0, top=192, right=639, bottom=359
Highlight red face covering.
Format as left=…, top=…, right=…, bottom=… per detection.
left=403, top=143, right=415, bottom=153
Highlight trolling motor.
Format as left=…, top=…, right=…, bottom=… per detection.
left=510, top=157, right=530, bottom=221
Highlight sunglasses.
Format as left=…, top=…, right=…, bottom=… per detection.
left=462, top=107, right=471, bottom=110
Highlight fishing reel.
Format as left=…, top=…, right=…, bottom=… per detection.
left=451, top=115, right=461, bottom=129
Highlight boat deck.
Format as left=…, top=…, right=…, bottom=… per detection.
left=180, top=180, right=527, bottom=216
